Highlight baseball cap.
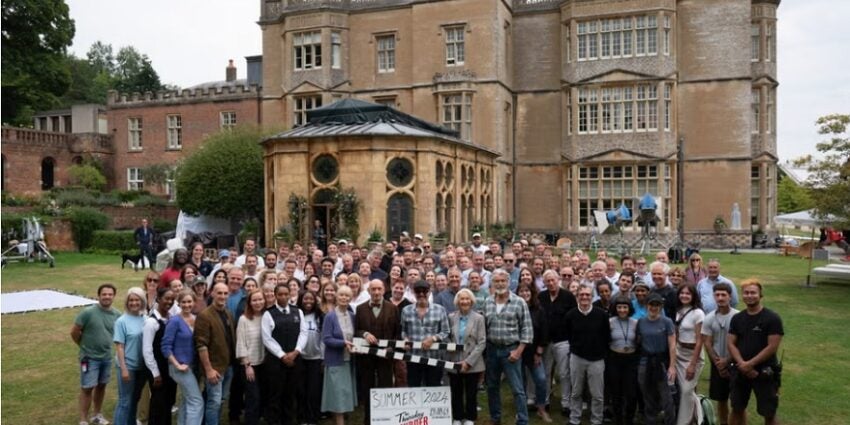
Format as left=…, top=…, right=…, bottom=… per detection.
left=414, top=233, right=423, bottom=240
left=218, top=249, right=230, bottom=258
left=338, top=239, right=347, bottom=245
left=633, top=280, right=650, bottom=290
left=647, top=293, right=664, bottom=305
left=193, top=275, right=207, bottom=286
left=413, top=280, right=430, bottom=292
left=472, top=232, right=482, bottom=238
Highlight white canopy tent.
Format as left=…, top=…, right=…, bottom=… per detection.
left=774, top=209, right=837, bottom=228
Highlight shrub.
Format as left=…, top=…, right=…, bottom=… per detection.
left=86, top=230, right=136, bottom=254
left=133, top=194, right=168, bottom=207
left=112, top=189, right=151, bottom=203
left=68, top=164, right=107, bottom=191
left=153, top=218, right=176, bottom=233
left=53, top=188, right=99, bottom=208
left=67, top=207, right=109, bottom=251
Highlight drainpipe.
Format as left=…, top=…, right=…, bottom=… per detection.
left=677, top=136, right=685, bottom=244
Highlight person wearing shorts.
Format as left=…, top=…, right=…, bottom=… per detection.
left=701, top=283, right=738, bottom=425
left=728, top=279, right=784, bottom=425
left=71, top=284, right=121, bottom=425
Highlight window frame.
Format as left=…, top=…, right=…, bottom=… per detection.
left=444, top=25, right=466, bottom=66
left=376, top=34, right=396, bottom=73
left=128, top=117, right=143, bottom=151
left=293, top=30, right=322, bottom=71
left=293, top=95, right=323, bottom=127
left=127, top=167, right=144, bottom=191
left=440, top=92, right=472, bottom=141
left=220, top=111, right=237, bottom=130
left=166, top=114, right=182, bottom=150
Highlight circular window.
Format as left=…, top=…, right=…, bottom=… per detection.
left=386, top=158, right=414, bottom=187
left=312, top=155, right=339, bottom=184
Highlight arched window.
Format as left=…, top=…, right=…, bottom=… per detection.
left=41, top=157, right=55, bottom=190
left=387, top=193, right=414, bottom=241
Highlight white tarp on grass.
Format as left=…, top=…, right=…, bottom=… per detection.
left=1, top=290, right=96, bottom=314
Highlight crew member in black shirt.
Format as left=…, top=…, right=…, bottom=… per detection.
left=537, top=269, right=577, bottom=416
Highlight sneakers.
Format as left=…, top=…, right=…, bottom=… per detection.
left=90, top=414, right=110, bottom=425
left=537, top=411, right=553, bottom=423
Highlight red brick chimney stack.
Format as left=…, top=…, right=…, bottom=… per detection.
left=226, top=59, right=237, bottom=82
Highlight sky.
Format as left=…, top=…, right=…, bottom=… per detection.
left=65, top=0, right=849, bottom=161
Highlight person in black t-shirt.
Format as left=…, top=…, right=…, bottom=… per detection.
left=728, top=279, right=784, bottom=425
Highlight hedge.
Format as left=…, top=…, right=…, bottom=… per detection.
left=67, top=207, right=110, bottom=252
left=86, top=230, right=137, bottom=254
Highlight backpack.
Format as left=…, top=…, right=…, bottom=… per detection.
left=699, top=394, right=718, bottom=425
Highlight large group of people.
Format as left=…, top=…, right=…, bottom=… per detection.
left=72, top=226, right=784, bottom=425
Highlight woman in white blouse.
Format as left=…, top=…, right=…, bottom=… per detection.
left=674, top=284, right=705, bottom=425
left=236, top=289, right=267, bottom=425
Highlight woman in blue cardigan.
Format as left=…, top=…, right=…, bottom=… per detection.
left=321, top=285, right=358, bottom=425
left=161, top=290, right=203, bottom=425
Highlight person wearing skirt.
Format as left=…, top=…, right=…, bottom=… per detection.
left=322, top=285, right=358, bottom=425
left=674, top=284, right=705, bottom=425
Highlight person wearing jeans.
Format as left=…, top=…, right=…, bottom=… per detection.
left=163, top=290, right=203, bottom=425
left=113, top=288, right=148, bottom=425
left=194, top=283, right=236, bottom=425
left=483, top=270, right=533, bottom=425
left=537, top=269, right=577, bottom=416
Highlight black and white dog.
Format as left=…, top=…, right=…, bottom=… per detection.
left=121, top=253, right=143, bottom=271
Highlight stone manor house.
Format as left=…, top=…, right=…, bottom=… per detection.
left=1, top=0, right=780, bottom=246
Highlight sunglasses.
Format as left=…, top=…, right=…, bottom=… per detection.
left=146, top=278, right=159, bottom=283
left=691, top=259, right=700, bottom=262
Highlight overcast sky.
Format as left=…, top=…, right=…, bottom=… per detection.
left=66, top=0, right=848, bottom=161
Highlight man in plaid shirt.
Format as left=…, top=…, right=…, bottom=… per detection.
left=401, top=280, right=450, bottom=386
left=484, top=269, right=533, bottom=425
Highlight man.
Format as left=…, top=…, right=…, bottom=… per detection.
left=702, top=283, right=740, bottom=425
left=531, top=257, right=545, bottom=292
left=655, top=251, right=669, bottom=264
left=634, top=257, right=650, bottom=284
left=282, top=259, right=298, bottom=282
left=276, top=243, right=291, bottom=270
left=134, top=218, right=156, bottom=269
left=338, top=239, right=351, bottom=254
left=484, top=270, right=533, bottom=425
left=264, top=251, right=278, bottom=271
left=320, top=257, right=337, bottom=280
left=262, top=284, right=310, bottom=425
left=195, top=282, right=236, bottom=425
left=340, top=254, right=355, bottom=275
left=380, top=243, right=395, bottom=272
left=471, top=233, right=489, bottom=254
left=463, top=252, right=492, bottom=289
left=294, top=251, right=308, bottom=282
left=367, top=251, right=389, bottom=282
left=311, top=249, right=325, bottom=269
left=502, top=252, right=521, bottom=292
left=564, top=283, right=611, bottom=425
left=585, top=261, right=607, bottom=286
left=637, top=294, right=676, bottom=425
left=728, top=280, right=784, bottom=425
left=243, top=254, right=262, bottom=281
left=71, top=284, right=120, bottom=425
left=489, top=241, right=502, bottom=256
left=538, top=269, right=578, bottom=416
left=596, top=249, right=608, bottom=262
left=221, top=268, right=247, bottom=423
left=559, top=266, right=576, bottom=292
left=604, top=258, right=620, bottom=286
left=400, top=280, right=450, bottom=386
left=355, top=280, right=402, bottom=425
left=413, top=233, right=425, bottom=248
left=620, top=255, right=636, bottom=277
left=698, top=259, right=739, bottom=313
left=328, top=243, right=343, bottom=271
left=313, top=220, right=327, bottom=253
left=435, top=267, right=462, bottom=313
left=402, top=268, right=424, bottom=304
left=648, top=261, right=677, bottom=318
left=234, top=238, right=257, bottom=268
left=612, top=272, right=635, bottom=300
left=511, top=241, right=523, bottom=255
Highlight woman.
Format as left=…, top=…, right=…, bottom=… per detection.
left=303, top=263, right=317, bottom=280
left=180, top=264, right=199, bottom=288
left=387, top=265, right=405, bottom=294
left=674, top=284, right=705, bottom=425
left=684, top=254, right=707, bottom=286
left=188, top=242, right=213, bottom=277
left=448, top=289, right=487, bottom=425
left=347, top=274, right=370, bottom=309
left=335, top=272, right=349, bottom=287
left=298, top=290, right=325, bottom=425
left=321, top=285, right=358, bottom=425
left=262, top=282, right=277, bottom=309
left=637, top=295, right=677, bottom=425
left=319, top=281, right=338, bottom=314
left=160, top=248, right=189, bottom=288
left=424, top=270, right=437, bottom=290
left=287, top=278, right=301, bottom=306
left=191, top=277, right=208, bottom=314
left=162, top=290, right=203, bottom=425
left=567, top=280, right=580, bottom=297
left=142, top=288, right=176, bottom=425
left=517, top=281, right=552, bottom=423
left=258, top=269, right=278, bottom=289
left=518, top=267, right=534, bottom=295
left=389, top=280, right=412, bottom=312
left=593, top=280, right=613, bottom=313
left=668, top=267, right=685, bottom=290
left=306, top=274, right=321, bottom=294
left=607, top=296, right=639, bottom=425
left=243, top=277, right=259, bottom=293
left=113, top=287, right=148, bottom=425
left=631, top=281, right=650, bottom=320
left=143, top=271, right=161, bottom=313
left=236, top=289, right=266, bottom=425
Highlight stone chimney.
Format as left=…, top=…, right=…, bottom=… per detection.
left=226, top=59, right=237, bottom=82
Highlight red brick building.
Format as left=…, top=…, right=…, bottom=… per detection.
left=107, top=60, right=261, bottom=197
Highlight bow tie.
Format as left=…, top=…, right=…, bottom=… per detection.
left=371, top=303, right=382, bottom=308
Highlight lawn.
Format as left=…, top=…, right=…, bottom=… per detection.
left=2, top=251, right=849, bottom=424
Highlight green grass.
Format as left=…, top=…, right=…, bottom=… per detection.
left=2, top=252, right=849, bottom=424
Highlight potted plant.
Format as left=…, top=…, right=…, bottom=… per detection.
left=429, top=231, right=448, bottom=251
left=367, top=227, right=384, bottom=249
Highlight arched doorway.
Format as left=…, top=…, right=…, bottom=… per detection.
left=387, top=193, right=414, bottom=241
left=312, top=188, right=337, bottom=244
left=41, top=157, right=55, bottom=190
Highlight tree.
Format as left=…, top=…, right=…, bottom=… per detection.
left=776, top=177, right=813, bottom=214
left=1, top=0, right=75, bottom=125
left=67, top=163, right=107, bottom=192
left=797, top=114, right=850, bottom=228
left=175, top=127, right=265, bottom=220
left=113, top=46, right=163, bottom=94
